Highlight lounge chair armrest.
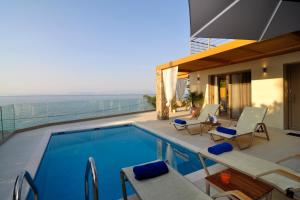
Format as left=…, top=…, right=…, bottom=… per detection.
left=212, top=190, right=252, bottom=200
left=276, top=154, right=300, bottom=164
left=256, top=169, right=300, bottom=182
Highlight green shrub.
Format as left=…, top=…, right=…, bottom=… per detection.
left=188, top=91, right=204, bottom=107
left=143, top=95, right=156, bottom=108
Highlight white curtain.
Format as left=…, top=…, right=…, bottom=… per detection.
left=163, top=66, right=178, bottom=107
left=176, top=78, right=187, bottom=101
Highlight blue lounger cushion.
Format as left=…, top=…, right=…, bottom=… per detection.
left=208, top=142, right=233, bottom=155
left=133, top=161, right=169, bottom=180
left=174, top=119, right=187, bottom=125
left=216, top=126, right=237, bottom=135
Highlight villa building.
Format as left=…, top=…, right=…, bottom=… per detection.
left=156, top=31, right=300, bottom=130
left=1, top=1, right=300, bottom=200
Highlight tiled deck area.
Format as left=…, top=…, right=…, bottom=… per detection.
left=0, top=111, right=299, bottom=199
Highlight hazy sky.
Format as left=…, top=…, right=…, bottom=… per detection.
left=0, top=1, right=190, bottom=96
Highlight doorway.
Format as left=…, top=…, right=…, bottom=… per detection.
left=209, top=71, right=251, bottom=119
left=218, top=75, right=228, bottom=117
left=286, top=64, right=300, bottom=130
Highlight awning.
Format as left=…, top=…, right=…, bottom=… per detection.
left=189, top=0, right=300, bottom=40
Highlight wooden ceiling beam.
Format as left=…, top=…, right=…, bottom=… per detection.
left=232, top=44, right=300, bottom=64
left=239, top=47, right=263, bottom=55
left=202, top=57, right=232, bottom=64
left=184, top=43, right=300, bottom=72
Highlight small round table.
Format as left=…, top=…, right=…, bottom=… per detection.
left=200, top=121, right=221, bottom=135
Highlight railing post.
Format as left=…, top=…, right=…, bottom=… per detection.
left=12, top=104, right=16, bottom=132
left=0, top=106, right=4, bottom=142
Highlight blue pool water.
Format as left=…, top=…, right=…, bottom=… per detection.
left=29, top=125, right=214, bottom=200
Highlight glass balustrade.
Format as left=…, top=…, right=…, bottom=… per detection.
left=0, top=97, right=155, bottom=144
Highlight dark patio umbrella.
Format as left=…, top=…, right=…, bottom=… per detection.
left=189, top=0, right=300, bottom=40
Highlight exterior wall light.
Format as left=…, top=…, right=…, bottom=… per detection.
left=262, top=66, right=267, bottom=74
left=197, top=74, right=200, bottom=82
left=263, top=67, right=268, bottom=73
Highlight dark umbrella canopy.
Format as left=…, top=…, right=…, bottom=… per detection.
left=189, top=0, right=300, bottom=40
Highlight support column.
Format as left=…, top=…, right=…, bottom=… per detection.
left=156, top=69, right=169, bottom=120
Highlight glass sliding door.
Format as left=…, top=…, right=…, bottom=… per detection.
left=230, top=71, right=251, bottom=119
left=208, top=71, right=251, bottom=119
left=218, top=75, right=229, bottom=117
left=209, top=75, right=230, bottom=118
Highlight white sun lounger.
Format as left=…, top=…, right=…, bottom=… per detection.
left=209, top=107, right=269, bottom=149
left=120, top=161, right=251, bottom=200
left=172, top=104, right=219, bottom=134
left=198, top=149, right=300, bottom=199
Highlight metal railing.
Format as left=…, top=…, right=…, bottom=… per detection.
left=13, top=171, right=38, bottom=200
left=190, top=38, right=233, bottom=54
left=85, top=157, right=99, bottom=200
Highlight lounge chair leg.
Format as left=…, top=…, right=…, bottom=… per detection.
left=200, top=124, right=203, bottom=135
left=266, top=191, right=272, bottom=200
left=210, top=133, right=224, bottom=142
left=185, top=126, right=202, bottom=135
left=185, top=126, right=192, bottom=134
left=173, top=124, right=185, bottom=131
left=120, top=171, right=128, bottom=200
left=255, top=123, right=270, bottom=141
left=261, top=123, right=270, bottom=141
left=175, top=123, right=205, bottom=135
left=205, top=181, right=210, bottom=195
left=186, top=126, right=200, bottom=135
left=236, top=134, right=253, bottom=150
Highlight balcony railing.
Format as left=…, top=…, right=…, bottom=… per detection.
left=0, top=97, right=155, bottom=144
left=190, top=38, right=233, bottom=54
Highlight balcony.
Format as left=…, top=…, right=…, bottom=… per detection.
left=190, top=38, right=233, bottom=54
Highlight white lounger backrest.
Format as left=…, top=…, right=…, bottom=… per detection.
left=236, top=107, right=268, bottom=134
left=197, top=104, right=219, bottom=122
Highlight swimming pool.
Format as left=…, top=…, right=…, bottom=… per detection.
left=29, top=124, right=214, bottom=200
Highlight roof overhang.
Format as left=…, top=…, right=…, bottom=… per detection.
left=177, top=72, right=189, bottom=79
left=157, top=31, right=300, bottom=73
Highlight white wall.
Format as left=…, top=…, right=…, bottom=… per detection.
left=189, top=51, right=300, bottom=129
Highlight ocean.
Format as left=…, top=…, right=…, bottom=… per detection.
left=0, top=94, right=151, bottom=106
left=0, top=95, right=155, bottom=138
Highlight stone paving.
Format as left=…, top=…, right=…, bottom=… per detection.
left=0, top=111, right=299, bottom=199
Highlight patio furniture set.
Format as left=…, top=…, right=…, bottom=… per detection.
left=120, top=104, right=299, bottom=200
